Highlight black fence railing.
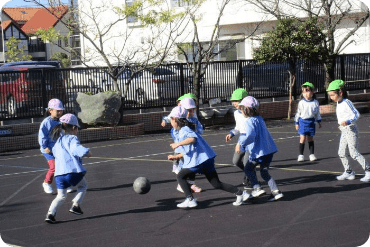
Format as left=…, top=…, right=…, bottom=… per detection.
left=1, top=53, right=370, bottom=121
left=28, top=43, right=46, bottom=53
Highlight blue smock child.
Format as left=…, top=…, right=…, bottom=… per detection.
left=45, top=114, right=92, bottom=224
left=167, top=106, right=251, bottom=208
left=237, top=96, right=284, bottom=202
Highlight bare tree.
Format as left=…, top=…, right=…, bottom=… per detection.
left=243, top=0, right=370, bottom=86
left=176, top=0, right=261, bottom=113
left=26, top=0, right=194, bottom=99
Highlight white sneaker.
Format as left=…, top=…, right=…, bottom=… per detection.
left=177, top=184, right=184, bottom=193
left=233, top=191, right=252, bottom=206
left=268, top=190, right=284, bottom=202
left=336, top=171, right=356, bottom=180
left=177, top=197, right=197, bottom=208
left=309, top=154, right=317, bottom=161
left=360, top=171, right=370, bottom=182
left=43, top=183, right=54, bottom=194
left=297, top=155, right=304, bottom=162
left=251, top=187, right=266, bottom=197
left=66, top=187, right=73, bottom=193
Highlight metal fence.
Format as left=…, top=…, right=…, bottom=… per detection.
left=1, top=53, right=370, bottom=121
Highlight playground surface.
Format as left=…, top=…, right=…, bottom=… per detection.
left=0, top=113, right=370, bottom=247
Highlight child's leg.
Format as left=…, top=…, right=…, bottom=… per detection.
left=232, top=151, right=245, bottom=171
left=71, top=177, right=88, bottom=207
left=187, top=173, right=202, bottom=192
left=338, top=129, right=352, bottom=172
left=299, top=135, right=306, bottom=155
left=345, top=126, right=370, bottom=170
left=204, top=171, right=240, bottom=194
left=244, top=160, right=259, bottom=187
left=47, top=189, right=67, bottom=216
left=177, top=168, right=195, bottom=198
left=44, top=159, right=55, bottom=183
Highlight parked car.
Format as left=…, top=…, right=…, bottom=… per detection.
left=0, top=65, right=67, bottom=115
left=1, top=60, right=62, bottom=68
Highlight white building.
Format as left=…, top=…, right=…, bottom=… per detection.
left=77, top=0, right=370, bottom=66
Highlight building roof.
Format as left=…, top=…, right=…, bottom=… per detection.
left=21, top=6, right=68, bottom=35
left=1, top=20, right=12, bottom=30
left=3, top=8, right=40, bottom=23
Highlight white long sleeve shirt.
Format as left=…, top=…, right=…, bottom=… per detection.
left=294, top=98, right=321, bottom=124
left=229, top=110, right=248, bottom=136
left=336, top=98, right=360, bottom=125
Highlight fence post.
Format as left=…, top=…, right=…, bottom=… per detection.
left=179, top=63, right=185, bottom=95
left=41, top=69, right=48, bottom=112
left=237, top=60, right=242, bottom=88
left=340, top=55, right=345, bottom=80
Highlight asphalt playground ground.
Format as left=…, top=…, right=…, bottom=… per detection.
left=1, top=113, right=370, bottom=247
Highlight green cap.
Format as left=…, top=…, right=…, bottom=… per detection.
left=230, top=88, right=248, bottom=101
left=177, top=93, right=196, bottom=101
left=302, top=82, right=314, bottom=89
left=327, top=79, right=345, bottom=91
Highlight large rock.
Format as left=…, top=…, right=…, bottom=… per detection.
left=76, top=92, right=122, bottom=126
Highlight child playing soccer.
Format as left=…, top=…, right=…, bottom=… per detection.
left=294, top=82, right=322, bottom=162
left=327, top=80, right=370, bottom=181
left=45, top=114, right=92, bottom=223
left=167, top=106, right=251, bottom=208
left=238, top=96, right=283, bottom=201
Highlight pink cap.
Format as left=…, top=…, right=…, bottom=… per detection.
left=168, top=106, right=188, bottom=118
left=48, top=98, right=64, bottom=110
left=180, top=97, right=196, bottom=109
left=240, top=96, right=259, bottom=108
left=60, top=113, right=80, bottom=127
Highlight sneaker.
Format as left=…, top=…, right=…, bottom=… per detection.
left=191, top=184, right=202, bottom=193
left=309, top=154, right=317, bottom=161
left=336, top=171, right=355, bottom=180
left=177, top=197, right=197, bottom=208
left=43, top=183, right=54, bottom=194
left=177, top=184, right=184, bottom=193
left=243, top=177, right=253, bottom=190
left=268, top=190, right=284, bottom=202
left=297, top=155, right=304, bottom=162
left=45, top=214, right=56, bottom=224
left=233, top=191, right=252, bottom=206
left=66, top=187, right=73, bottom=193
left=69, top=205, right=83, bottom=215
left=251, top=187, right=266, bottom=197
left=360, top=171, right=370, bottom=182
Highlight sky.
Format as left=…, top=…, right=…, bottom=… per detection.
left=2, top=0, right=69, bottom=8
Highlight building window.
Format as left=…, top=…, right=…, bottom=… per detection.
left=58, top=39, right=62, bottom=47
left=126, top=0, right=139, bottom=24
left=171, top=0, right=193, bottom=7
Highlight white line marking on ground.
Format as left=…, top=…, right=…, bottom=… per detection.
left=0, top=173, right=43, bottom=207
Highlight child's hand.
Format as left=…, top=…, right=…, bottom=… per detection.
left=235, top=143, right=241, bottom=154
left=170, top=143, right=179, bottom=150
left=161, top=120, right=166, bottom=127
left=86, top=151, right=92, bottom=158
left=225, top=134, right=232, bottom=142
left=168, top=155, right=178, bottom=160
left=295, top=125, right=299, bottom=131
left=340, top=121, right=347, bottom=127
left=44, top=147, right=51, bottom=154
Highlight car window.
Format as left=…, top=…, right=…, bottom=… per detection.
left=152, top=68, right=174, bottom=75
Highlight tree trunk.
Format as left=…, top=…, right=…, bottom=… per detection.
left=287, top=72, right=296, bottom=120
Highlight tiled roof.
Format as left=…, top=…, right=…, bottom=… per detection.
left=3, top=8, right=40, bottom=23
left=1, top=20, right=12, bottom=30
left=21, top=6, right=68, bottom=35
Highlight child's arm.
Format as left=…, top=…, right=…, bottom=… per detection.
left=170, top=137, right=196, bottom=150
left=314, top=100, right=322, bottom=128
left=39, top=121, right=51, bottom=153
left=161, top=115, right=171, bottom=127
left=168, top=153, right=183, bottom=160
left=70, top=136, right=91, bottom=158
left=294, top=100, right=302, bottom=127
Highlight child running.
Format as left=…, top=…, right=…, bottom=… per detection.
left=38, top=98, right=72, bottom=194
left=294, top=82, right=322, bottom=162
left=225, top=88, right=253, bottom=188
left=167, top=106, right=251, bottom=208
left=176, top=97, right=203, bottom=193
left=238, top=96, right=283, bottom=201
left=327, top=80, right=370, bottom=181
left=45, top=114, right=92, bottom=223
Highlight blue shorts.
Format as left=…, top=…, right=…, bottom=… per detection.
left=189, top=158, right=216, bottom=174
left=298, top=118, right=316, bottom=136
left=55, top=172, right=86, bottom=189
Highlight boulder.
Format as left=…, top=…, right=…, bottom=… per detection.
left=76, top=92, right=122, bottom=126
